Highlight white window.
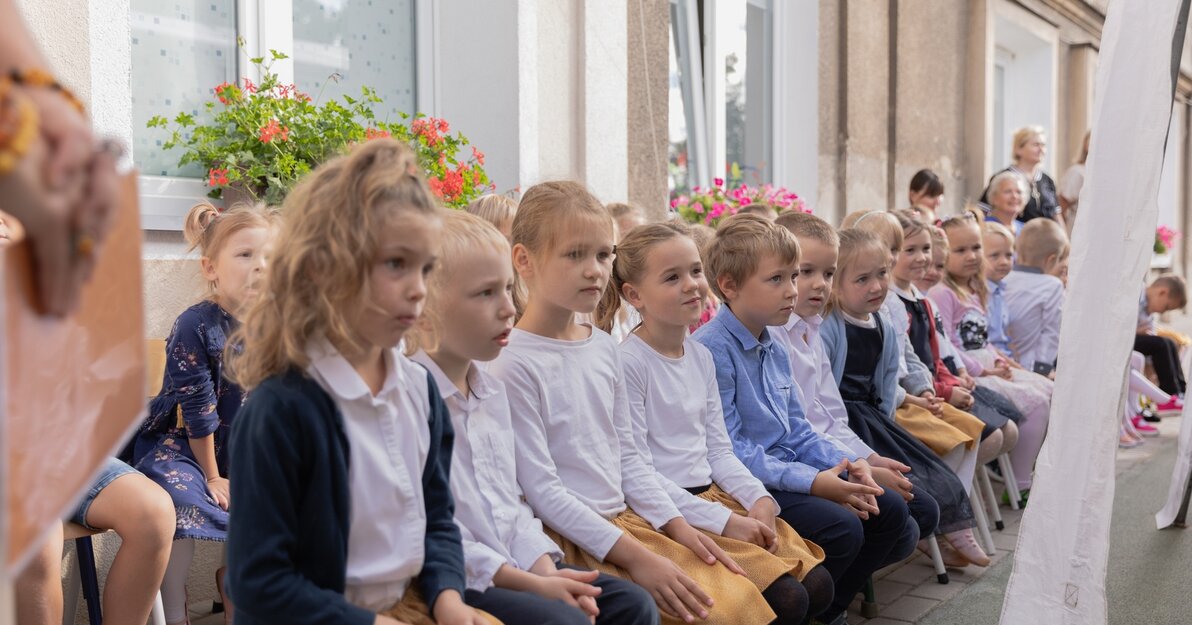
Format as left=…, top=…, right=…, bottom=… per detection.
left=668, top=0, right=774, bottom=194
left=131, top=0, right=425, bottom=229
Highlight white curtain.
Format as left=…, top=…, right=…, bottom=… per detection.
left=999, top=0, right=1191, bottom=622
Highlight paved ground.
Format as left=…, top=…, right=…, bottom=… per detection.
left=857, top=415, right=1186, bottom=625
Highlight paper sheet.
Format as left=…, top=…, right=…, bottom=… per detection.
left=0, top=173, right=145, bottom=577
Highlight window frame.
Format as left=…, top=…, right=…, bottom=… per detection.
left=137, top=0, right=433, bottom=230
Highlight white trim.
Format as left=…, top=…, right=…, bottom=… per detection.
left=672, top=0, right=710, bottom=188
left=257, top=0, right=294, bottom=83
left=237, top=0, right=261, bottom=82
left=415, top=0, right=438, bottom=115
left=139, top=176, right=214, bottom=231
left=703, top=0, right=727, bottom=181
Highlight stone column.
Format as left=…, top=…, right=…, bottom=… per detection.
left=627, top=0, right=670, bottom=220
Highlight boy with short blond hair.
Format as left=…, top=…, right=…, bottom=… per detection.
left=1003, top=218, right=1069, bottom=375
left=693, top=213, right=917, bottom=624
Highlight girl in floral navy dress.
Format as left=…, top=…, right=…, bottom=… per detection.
left=126, top=201, right=273, bottom=625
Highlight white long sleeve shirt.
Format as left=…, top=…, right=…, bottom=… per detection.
left=411, top=352, right=563, bottom=591
left=306, top=340, right=429, bottom=612
left=488, top=325, right=683, bottom=560
left=619, top=334, right=774, bottom=534
left=771, top=315, right=877, bottom=459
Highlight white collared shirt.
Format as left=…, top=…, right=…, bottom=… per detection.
left=619, top=334, right=773, bottom=533
left=306, top=340, right=430, bottom=612
left=772, top=316, right=876, bottom=459
left=488, top=325, right=683, bottom=560
left=411, top=351, right=563, bottom=591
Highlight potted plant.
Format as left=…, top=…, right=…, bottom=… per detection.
left=148, top=49, right=491, bottom=208
left=670, top=178, right=809, bottom=227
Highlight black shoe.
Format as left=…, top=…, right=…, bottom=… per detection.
left=1141, top=407, right=1161, bottom=423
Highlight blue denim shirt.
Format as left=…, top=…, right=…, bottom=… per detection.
left=693, top=305, right=855, bottom=493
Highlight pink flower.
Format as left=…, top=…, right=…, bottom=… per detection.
left=714, top=177, right=724, bottom=187
left=670, top=198, right=680, bottom=209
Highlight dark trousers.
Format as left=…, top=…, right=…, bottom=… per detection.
left=1135, top=334, right=1186, bottom=395
left=465, top=565, right=659, bottom=625
left=770, top=488, right=918, bottom=619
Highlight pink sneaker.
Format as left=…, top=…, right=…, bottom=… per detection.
left=1131, top=415, right=1160, bottom=437
left=1155, top=396, right=1184, bottom=415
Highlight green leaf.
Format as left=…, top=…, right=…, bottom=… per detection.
left=269, top=49, right=290, bottom=60
left=175, top=112, right=195, bottom=127
left=250, top=56, right=265, bottom=65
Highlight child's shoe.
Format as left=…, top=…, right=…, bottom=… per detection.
left=1155, top=395, right=1185, bottom=415
left=943, top=529, right=991, bottom=567
left=1139, top=405, right=1161, bottom=423
left=1131, top=415, right=1160, bottom=437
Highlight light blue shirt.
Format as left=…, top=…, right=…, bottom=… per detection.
left=692, top=305, right=853, bottom=494
left=987, top=279, right=1011, bottom=353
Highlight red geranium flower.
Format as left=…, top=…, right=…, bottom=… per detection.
left=207, top=167, right=229, bottom=187
left=365, top=127, right=391, bottom=141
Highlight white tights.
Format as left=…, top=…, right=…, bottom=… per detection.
left=161, top=538, right=195, bottom=625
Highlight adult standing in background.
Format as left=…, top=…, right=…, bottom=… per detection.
left=1058, top=130, right=1091, bottom=236
left=981, top=126, right=1063, bottom=228
left=906, top=169, right=945, bottom=224
left=1, top=1, right=121, bottom=623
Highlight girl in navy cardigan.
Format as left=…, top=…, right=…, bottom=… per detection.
left=225, top=140, right=493, bottom=625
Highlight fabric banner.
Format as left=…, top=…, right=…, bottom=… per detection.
left=999, top=1, right=1191, bottom=622
left=0, top=173, right=145, bottom=577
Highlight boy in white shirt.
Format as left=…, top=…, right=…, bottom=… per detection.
left=1003, top=218, right=1068, bottom=376
left=407, top=211, right=658, bottom=625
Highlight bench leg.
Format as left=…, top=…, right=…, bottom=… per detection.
left=74, top=537, right=102, bottom=625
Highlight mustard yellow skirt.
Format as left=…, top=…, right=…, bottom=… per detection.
left=546, top=507, right=778, bottom=625
left=380, top=584, right=503, bottom=625
left=1156, top=327, right=1191, bottom=347
left=694, top=485, right=825, bottom=585
left=895, top=403, right=983, bottom=456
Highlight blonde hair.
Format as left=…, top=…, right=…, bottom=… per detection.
left=891, top=209, right=929, bottom=243
left=1016, top=218, right=1069, bottom=268
left=928, top=225, right=949, bottom=261
left=465, top=193, right=518, bottom=230
left=776, top=211, right=839, bottom=247
left=846, top=210, right=904, bottom=255
left=688, top=222, right=716, bottom=258
left=511, top=181, right=613, bottom=314
left=939, top=212, right=989, bottom=308
left=704, top=213, right=800, bottom=300
left=594, top=222, right=691, bottom=333
left=403, top=210, right=511, bottom=355
left=982, top=220, right=1016, bottom=248
left=228, top=138, right=439, bottom=390
left=828, top=228, right=889, bottom=315
left=738, top=203, right=777, bottom=220
left=184, top=201, right=274, bottom=292
left=1011, top=125, right=1046, bottom=164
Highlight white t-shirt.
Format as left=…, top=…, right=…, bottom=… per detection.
left=411, top=351, right=563, bottom=592
left=619, top=334, right=773, bottom=533
left=488, top=325, right=682, bottom=560
left=307, top=340, right=429, bottom=612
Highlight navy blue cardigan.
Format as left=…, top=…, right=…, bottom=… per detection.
left=226, top=368, right=465, bottom=625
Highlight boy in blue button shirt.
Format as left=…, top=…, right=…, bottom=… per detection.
left=693, top=214, right=918, bottom=625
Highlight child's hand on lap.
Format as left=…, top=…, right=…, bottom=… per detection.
left=947, top=387, right=974, bottom=410
left=918, top=392, right=944, bottom=416
left=622, top=550, right=713, bottom=622
left=432, top=590, right=489, bottom=625
left=959, top=371, right=978, bottom=389
left=528, top=569, right=602, bottom=622
left=663, top=518, right=746, bottom=575
left=723, top=512, right=777, bottom=552
left=811, top=459, right=883, bottom=519
left=870, top=466, right=914, bottom=502
left=983, top=361, right=1012, bottom=380
left=207, top=477, right=230, bottom=510
left=745, top=497, right=781, bottom=551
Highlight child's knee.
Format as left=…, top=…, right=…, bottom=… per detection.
left=1001, top=420, right=1020, bottom=448
left=606, top=580, right=658, bottom=625
left=122, top=483, right=176, bottom=545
